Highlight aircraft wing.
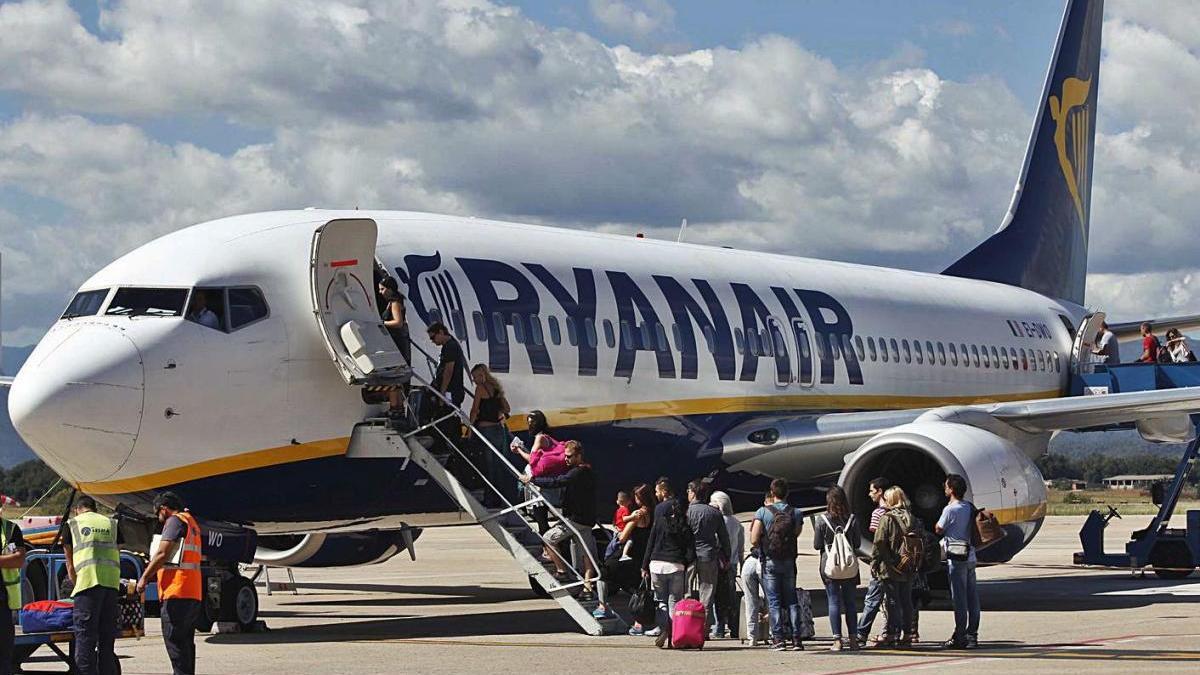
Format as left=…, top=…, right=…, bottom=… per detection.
left=721, top=387, right=1200, bottom=476
left=1108, top=314, right=1200, bottom=340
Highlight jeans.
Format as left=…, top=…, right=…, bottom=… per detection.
left=476, top=424, right=516, bottom=505
left=73, top=586, right=119, bottom=675
left=824, top=578, right=858, bottom=639
left=161, top=598, right=201, bottom=675
left=741, top=557, right=773, bottom=641
left=882, top=579, right=913, bottom=638
left=947, top=559, right=980, bottom=641
left=651, top=570, right=688, bottom=634
left=712, top=565, right=737, bottom=636
left=687, top=559, right=718, bottom=623
left=856, top=577, right=884, bottom=637
left=763, top=558, right=800, bottom=643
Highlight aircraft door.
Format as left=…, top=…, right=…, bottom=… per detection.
left=1070, top=311, right=1106, bottom=374
left=310, top=218, right=408, bottom=385
left=790, top=318, right=814, bottom=388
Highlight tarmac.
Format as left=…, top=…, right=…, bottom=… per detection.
left=29, top=515, right=1200, bottom=674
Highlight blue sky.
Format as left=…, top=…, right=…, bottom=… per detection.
left=0, top=0, right=1198, bottom=346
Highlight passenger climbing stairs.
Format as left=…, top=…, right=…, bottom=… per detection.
left=348, top=373, right=625, bottom=636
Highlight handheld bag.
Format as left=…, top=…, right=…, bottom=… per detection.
left=973, top=508, right=1006, bottom=550
left=821, top=514, right=859, bottom=580
left=671, top=597, right=707, bottom=649
left=629, top=577, right=657, bottom=627
left=796, top=589, right=815, bottom=640
left=20, top=600, right=74, bottom=633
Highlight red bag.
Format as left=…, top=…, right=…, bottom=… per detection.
left=671, top=597, right=707, bottom=649
left=20, top=600, right=74, bottom=633
left=529, top=438, right=568, bottom=477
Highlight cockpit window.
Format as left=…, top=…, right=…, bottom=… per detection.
left=187, top=288, right=226, bottom=330
left=105, top=288, right=188, bottom=317
left=227, top=287, right=269, bottom=330
left=62, top=289, right=109, bottom=319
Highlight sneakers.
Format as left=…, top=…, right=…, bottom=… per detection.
left=643, top=626, right=662, bottom=637
left=627, top=625, right=645, bottom=636
left=942, top=638, right=966, bottom=650
left=618, top=554, right=633, bottom=562
left=770, top=641, right=789, bottom=652
left=592, top=606, right=610, bottom=619
left=965, top=636, right=979, bottom=650
left=855, top=632, right=869, bottom=647
left=847, top=636, right=860, bottom=651
left=830, top=638, right=843, bottom=652
left=791, top=639, right=805, bottom=651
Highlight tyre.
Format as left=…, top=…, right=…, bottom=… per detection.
left=1150, top=540, right=1195, bottom=579
left=220, top=576, right=259, bottom=630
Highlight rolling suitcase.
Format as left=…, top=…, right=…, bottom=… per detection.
left=671, top=596, right=707, bottom=649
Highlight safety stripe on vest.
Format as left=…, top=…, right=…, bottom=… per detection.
left=71, top=541, right=119, bottom=552
left=74, top=558, right=121, bottom=571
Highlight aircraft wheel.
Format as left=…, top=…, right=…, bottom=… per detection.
left=1150, top=540, right=1195, bottom=579
left=222, top=576, right=259, bottom=630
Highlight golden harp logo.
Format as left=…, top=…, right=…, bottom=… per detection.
left=1048, top=76, right=1092, bottom=225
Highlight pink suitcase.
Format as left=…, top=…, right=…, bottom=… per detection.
left=671, top=597, right=707, bottom=649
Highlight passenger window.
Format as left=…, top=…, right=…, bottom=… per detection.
left=62, top=289, right=109, bottom=319
left=640, top=322, right=654, bottom=350
left=913, top=340, right=923, bottom=365
left=656, top=323, right=669, bottom=352
left=776, top=330, right=789, bottom=358
left=1009, top=347, right=1018, bottom=370
left=547, top=316, right=561, bottom=346
left=227, top=287, right=269, bottom=331
left=450, top=309, right=467, bottom=340
left=990, top=346, right=1001, bottom=370
left=512, top=314, right=526, bottom=344
left=492, top=313, right=507, bottom=344
left=981, top=345, right=990, bottom=369
left=1054, top=352, right=1062, bottom=372
left=926, top=341, right=936, bottom=366
left=472, top=311, right=487, bottom=342
left=969, top=344, right=979, bottom=367
left=1037, top=350, right=1046, bottom=371
left=747, top=329, right=762, bottom=357
left=702, top=325, right=716, bottom=354
left=620, top=321, right=634, bottom=347
left=672, top=324, right=683, bottom=349
left=937, top=342, right=946, bottom=366
left=109, top=287, right=189, bottom=319
left=529, top=315, right=544, bottom=346
left=585, top=319, right=598, bottom=349
left=1020, top=348, right=1028, bottom=370
left=841, top=335, right=854, bottom=361
left=867, top=337, right=878, bottom=362
left=879, top=338, right=889, bottom=363
left=889, top=339, right=900, bottom=363
left=960, top=344, right=969, bottom=367
left=566, top=317, right=579, bottom=347
left=603, top=319, right=616, bottom=348
left=855, top=335, right=866, bottom=361
left=949, top=343, right=958, bottom=366
left=901, top=339, right=911, bottom=364
left=735, top=328, right=745, bottom=355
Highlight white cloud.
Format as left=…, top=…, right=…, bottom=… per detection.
left=0, top=0, right=1197, bottom=344
left=589, top=0, right=674, bottom=41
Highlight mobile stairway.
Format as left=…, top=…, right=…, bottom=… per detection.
left=347, top=371, right=626, bottom=636
left=1071, top=362, right=1200, bottom=578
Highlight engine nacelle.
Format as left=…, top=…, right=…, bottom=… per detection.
left=254, top=528, right=421, bottom=567
left=838, top=421, right=1046, bottom=563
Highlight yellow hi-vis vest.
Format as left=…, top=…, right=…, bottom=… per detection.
left=0, top=520, right=20, bottom=609
left=68, top=511, right=120, bottom=594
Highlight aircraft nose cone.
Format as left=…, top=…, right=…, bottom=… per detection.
left=8, top=326, right=145, bottom=483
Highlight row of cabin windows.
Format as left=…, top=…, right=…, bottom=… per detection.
left=450, top=310, right=1059, bottom=374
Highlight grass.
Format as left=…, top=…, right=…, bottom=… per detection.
left=1045, top=487, right=1200, bottom=516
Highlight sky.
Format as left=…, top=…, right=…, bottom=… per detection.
left=1, top=0, right=1198, bottom=347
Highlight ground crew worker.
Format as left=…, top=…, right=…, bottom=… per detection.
left=0, top=509, right=28, bottom=675
left=137, top=492, right=202, bottom=675
left=63, top=496, right=121, bottom=675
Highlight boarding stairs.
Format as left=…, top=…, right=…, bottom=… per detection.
left=347, top=367, right=625, bottom=636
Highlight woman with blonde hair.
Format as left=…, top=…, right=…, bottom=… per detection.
left=869, top=486, right=916, bottom=647
left=468, top=363, right=512, bottom=504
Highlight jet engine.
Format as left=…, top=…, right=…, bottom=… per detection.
left=838, top=421, right=1046, bottom=563
left=254, top=528, right=421, bottom=567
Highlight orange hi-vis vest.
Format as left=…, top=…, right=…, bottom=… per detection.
left=157, top=511, right=203, bottom=601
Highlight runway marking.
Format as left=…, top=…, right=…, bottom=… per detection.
left=1097, top=582, right=1200, bottom=596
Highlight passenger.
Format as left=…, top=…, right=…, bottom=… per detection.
left=0, top=500, right=28, bottom=675
left=641, top=478, right=694, bottom=647
left=522, top=441, right=597, bottom=597
left=510, top=410, right=562, bottom=538
left=1166, top=328, right=1197, bottom=363
left=814, top=485, right=861, bottom=651
left=599, top=484, right=652, bottom=625
left=427, top=322, right=466, bottom=408
left=937, top=474, right=981, bottom=649
left=740, top=491, right=774, bottom=647
left=613, top=491, right=633, bottom=528
left=870, top=486, right=916, bottom=648
left=1091, top=321, right=1120, bottom=365
left=855, top=477, right=891, bottom=645
left=377, top=276, right=412, bottom=367
left=137, top=492, right=203, bottom=675
left=751, top=478, right=805, bottom=651
left=63, top=496, right=120, bottom=675
left=708, top=490, right=744, bottom=640
left=1138, top=322, right=1162, bottom=363
left=467, top=364, right=514, bottom=506
left=185, top=290, right=219, bottom=330
left=684, top=480, right=730, bottom=635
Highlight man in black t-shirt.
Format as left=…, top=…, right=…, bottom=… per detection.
left=0, top=516, right=27, bottom=675
left=427, top=322, right=465, bottom=406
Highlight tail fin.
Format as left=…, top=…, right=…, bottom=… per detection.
left=943, top=0, right=1103, bottom=305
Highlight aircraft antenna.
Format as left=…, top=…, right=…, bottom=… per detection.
left=676, top=218, right=688, bottom=243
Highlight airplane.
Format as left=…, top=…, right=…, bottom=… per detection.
left=4, top=0, right=1200, bottom=618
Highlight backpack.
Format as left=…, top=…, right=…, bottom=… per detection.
left=763, top=504, right=798, bottom=560
left=820, top=514, right=859, bottom=580
left=890, top=512, right=925, bottom=577
left=915, top=518, right=942, bottom=574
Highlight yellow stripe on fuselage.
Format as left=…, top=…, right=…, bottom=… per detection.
left=991, top=501, right=1048, bottom=525
left=77, top=389, right=1060, bottom=496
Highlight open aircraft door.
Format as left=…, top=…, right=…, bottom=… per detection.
left=310, top=219, right=410, bottom=385
left=1070, top=311, right=1106, bottom=374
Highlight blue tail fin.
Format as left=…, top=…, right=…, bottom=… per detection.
left=943, top=0, right=1103, bottom=305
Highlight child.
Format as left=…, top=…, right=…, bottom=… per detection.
left=605, top=491, right=635, bottom=559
